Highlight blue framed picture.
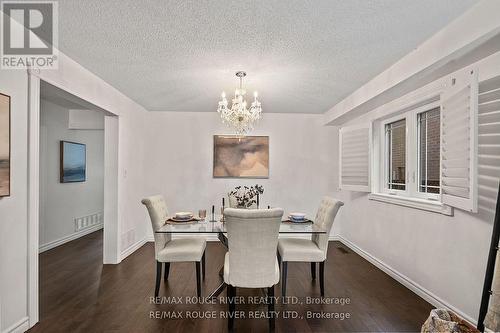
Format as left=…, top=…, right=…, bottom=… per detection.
left=60, top=141, right=86, bottom=183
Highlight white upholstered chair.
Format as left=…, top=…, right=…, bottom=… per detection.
left=278, top=196, right=343, bottom=297
left=141, top=195, right=206, bottom=297
left=224, top=208, right=284, bottom=332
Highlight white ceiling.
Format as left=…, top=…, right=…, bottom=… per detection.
left=57, top=0, right=479, bottom=113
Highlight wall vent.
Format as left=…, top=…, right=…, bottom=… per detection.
left=121, top=229, right=136, bottom=250
left=74, top=212, right=103, bottom=232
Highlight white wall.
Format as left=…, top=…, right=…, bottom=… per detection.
left=333, top=51, right=500, bottom=323
left=68, top=109, right=104, bottom=130
left=0, top=69, right=29, bottom=333
left=39, top=99, right=104, bottom=250
left=37, top=52, right=150, bottom=255
left=0, top=50, right=149, bottom=330
left=143, top=112, right=338, bottom=236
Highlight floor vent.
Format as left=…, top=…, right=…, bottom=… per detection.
left=75, top=212, right=103, bottom=232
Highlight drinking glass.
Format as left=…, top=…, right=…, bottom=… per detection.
left=221, top=207, right=225, bottom=222
left=199, top=209, right=207, bottom=221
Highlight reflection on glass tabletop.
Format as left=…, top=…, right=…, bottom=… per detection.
left=156, top=216, right=326, bottom=234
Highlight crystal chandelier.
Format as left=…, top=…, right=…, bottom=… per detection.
left=217, top=71, right=262, bottom=135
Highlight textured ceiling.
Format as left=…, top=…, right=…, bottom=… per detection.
left=57, top=0, right=479, bottom=113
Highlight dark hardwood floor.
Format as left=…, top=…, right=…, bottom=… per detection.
left=30, top=230, right=432, bottom=332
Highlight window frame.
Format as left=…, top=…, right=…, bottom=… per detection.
left=377, top=100, right=441, bottom=201
left=381, top=113, right=409, bottom=196
left=415, top=106, right=441, bottom=201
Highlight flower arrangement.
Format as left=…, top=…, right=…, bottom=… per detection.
left=229, top=184, right=264, bottom=209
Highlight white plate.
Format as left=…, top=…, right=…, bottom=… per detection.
left=288, top=217, right=309, bottom=223
left=174, top=216, right=192, bottom=220
left=169, top=217, right=197, bottom=223
left=175, top=212, right=193, bottom=219
left=289, top=212, right=306, bottom=219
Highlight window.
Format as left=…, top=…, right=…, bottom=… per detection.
left=355, top=68, right=478, bottom=215
left=386, top=119, right=406, bottom=191
left=417, top=108, right=440, bottom=194
left=379, top=102, right=441, bottom=201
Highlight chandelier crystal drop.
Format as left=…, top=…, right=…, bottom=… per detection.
left=217, top=71, right=262, bottom=135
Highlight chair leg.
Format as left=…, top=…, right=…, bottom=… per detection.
left=319, top=261, right=325, bottom=297
left=164, top=262, right=170, bottom=280
left=281, top=261, right=288, bottom=297
left=155, top=261, right=162, bottom=297
left=218, top=265, right=224, bottom=278
left=202, top=252, right=206, bottom=280
left=195, top=261, right=202, bottom=297
left=268, top=285, right=275, bottom=332
left=311, top=262, right=316, bottom=280
left=228, top=285, right=236, bottom=332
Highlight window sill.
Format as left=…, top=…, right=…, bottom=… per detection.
left=368, top=193, right=453, bottom=216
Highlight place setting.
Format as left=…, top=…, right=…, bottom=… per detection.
left=166, top=211, right=203, bottom=224
left=284, top=212, right=313, bottom=224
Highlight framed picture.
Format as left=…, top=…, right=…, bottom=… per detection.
left=0, top=93, right=10, bottom=197
left=60, top=141, right=86, bottom=183
left=213, top=135, right=269, bottom=178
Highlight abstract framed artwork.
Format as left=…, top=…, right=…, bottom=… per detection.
left=60, top=141, right=86, bottom=183
left=213, top=135, right=269, bottom=178
left=0, top=93, right=10, bottom=197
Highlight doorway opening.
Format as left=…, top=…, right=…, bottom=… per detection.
left=39, top=82, right=106, bottom=253
left=28, top=79, right=120, bottom=326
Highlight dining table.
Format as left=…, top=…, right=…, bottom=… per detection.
left=155, top=215, right=327, bottom=298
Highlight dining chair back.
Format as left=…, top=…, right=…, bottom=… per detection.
left=141, top=195, right=171, bottom=259
left=141, top=195, right=206, bottom=298
left=277, top=196, right=344, bottom=298
left=224, top=208, right=283, bottom=288
left=312, top=197, right=344, bottom=257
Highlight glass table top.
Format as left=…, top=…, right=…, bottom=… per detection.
left=155, top=216, right=326, bottom=234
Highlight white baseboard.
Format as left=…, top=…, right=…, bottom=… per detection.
left=121, top=237, right=147, bottom=260
left=335, top=235, right=477, bottom=326
left=2, top=316, right=29, bottom=333
left=39, top=224, right=103, bottom=253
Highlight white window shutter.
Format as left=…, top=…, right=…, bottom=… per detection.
left=441, top=69, right=478, bottom=212
left=339, top=125, right=371, bottom=192
left=477, top=75, right=500, bottom=214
